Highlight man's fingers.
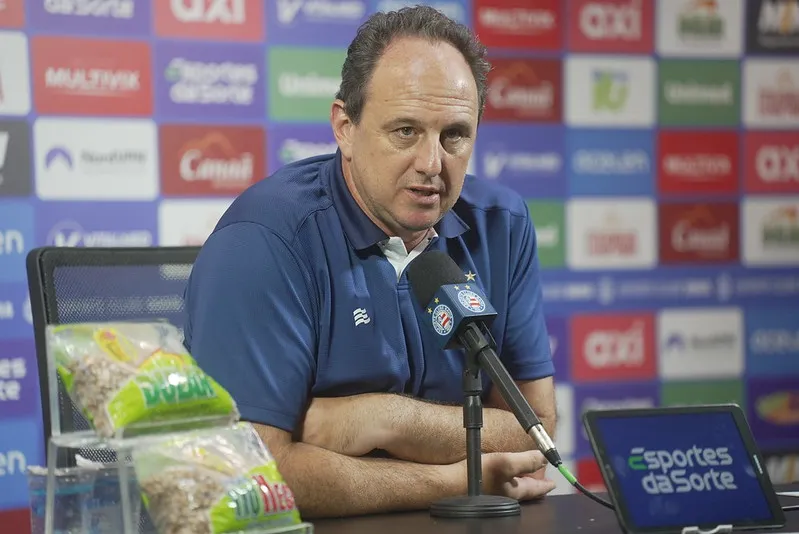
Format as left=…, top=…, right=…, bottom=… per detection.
left=500, top=450, right=548, bottom=478
left=503, top=476, right=556, bottom=501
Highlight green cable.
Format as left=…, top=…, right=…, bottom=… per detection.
left=557, top=463, right=577, bottom=485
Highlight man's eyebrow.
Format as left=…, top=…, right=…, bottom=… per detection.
left=382, top=118, right=474, bottom=132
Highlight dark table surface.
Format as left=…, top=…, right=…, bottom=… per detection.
left=312, top=484, right=799, bottom=534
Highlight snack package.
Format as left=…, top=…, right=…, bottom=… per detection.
left=133, top=423, right=302, bottom=534
left=47, top=322, right=239, bottom=438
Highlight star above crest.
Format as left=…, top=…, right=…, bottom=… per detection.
left=465, top=271, right=476, bottom=282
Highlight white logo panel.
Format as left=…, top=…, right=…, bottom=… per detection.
left=0, top=32, right=31, bottom=116
left=742, top=197, right=799, bottom=266
left=565, top=56, right=655, bottom=127
left=567, top=198, right=657, bottom=270
left=656, top=0, right=744, bottom=57
left=158, top=199, right=234, bottom=246
left=34, top=118, right=158, bottom=201
left=554, top=384, right=575, bottom=458
left=743, top=59, right=799, bottom=129
left=657, top=307, right=744, bottom=380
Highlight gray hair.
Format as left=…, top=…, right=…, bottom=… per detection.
left=336, top=5, right=491, bottom=124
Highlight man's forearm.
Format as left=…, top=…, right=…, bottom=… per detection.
left=268, top=439, right=461, bottom=518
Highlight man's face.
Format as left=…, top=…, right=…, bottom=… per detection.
left=337, top=37, right=479, bottom=240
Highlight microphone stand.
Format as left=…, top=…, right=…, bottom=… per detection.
left=429, top=325, right=522, bottom=518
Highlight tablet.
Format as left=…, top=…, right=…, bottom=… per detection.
left=582, top=404, right=785, bottom=534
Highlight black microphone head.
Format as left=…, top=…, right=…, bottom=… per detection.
left=407, top=250, right=468, bottom=307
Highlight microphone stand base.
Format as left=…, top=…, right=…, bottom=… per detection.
left=429, top=494, right=521, bottom=518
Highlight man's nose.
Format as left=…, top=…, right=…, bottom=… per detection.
left=413, top=135, right=444, bottom=177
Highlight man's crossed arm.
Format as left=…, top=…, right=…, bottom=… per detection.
left=254, top=376, right=558, bottom=518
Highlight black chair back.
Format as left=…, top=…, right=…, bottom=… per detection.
left=25, top=246, right=200, bottom=467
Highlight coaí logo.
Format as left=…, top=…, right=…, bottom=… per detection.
left=432, top=304, right=454, bottom=336
left=583, top=321, right=645, bottom=369
left=579, top=0, right=643, bottom=41
left=178, top=132, right=253, bottom=187
left=592, top=69, right=629, bottom=111
left=279, top=138, right=337, bottom=165
left=45, top=220, right=152, bottom=247
left=678, top=0, right=724, bottom=40
left=43, top=0, right=134, bottom=18
left=165, top=57, right=257, bottom=107
left=762, top=206, right=799, bottom=247
left=276, top=0, right=365, bottom=24
left=572, top=149, right=650, bottom=175
left=483, top=151, right=562, bottom=180
left=457, top=290, right=485, bottom=313
left=627, top=445, right=737, bottom=495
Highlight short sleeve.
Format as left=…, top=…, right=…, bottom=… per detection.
left=500, top=208, right=555, bottom=381
left=183, top=222, right=317, bottom=433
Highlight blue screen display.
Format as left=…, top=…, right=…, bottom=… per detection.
left=593, top=412, right=774, bottom=529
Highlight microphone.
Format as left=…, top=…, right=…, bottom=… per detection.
left=407, top=250, right=562, bottom=469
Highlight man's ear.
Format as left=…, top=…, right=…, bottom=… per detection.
left=330, top=99, right=354, bottom=160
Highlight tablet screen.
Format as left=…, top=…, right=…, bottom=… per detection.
left=589, top=410, right=778, bottom=531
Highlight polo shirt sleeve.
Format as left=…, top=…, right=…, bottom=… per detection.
left=183, top=221, right=317, bottom=434
left=500, top=207, right=555, bottom=381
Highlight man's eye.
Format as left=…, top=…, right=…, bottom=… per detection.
left=397, top=127, right=415, bottom=137
left=443, top=130, right=465, bottom=141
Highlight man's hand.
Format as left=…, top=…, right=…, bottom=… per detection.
left=298, top=395, right=389, bottom=457
left=471, top=450, right=556, bottom=501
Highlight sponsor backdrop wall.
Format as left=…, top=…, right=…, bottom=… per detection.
left=1, top=0, right=799, bottom=526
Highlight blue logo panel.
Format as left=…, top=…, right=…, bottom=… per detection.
left=745, top=306, right=799, bottom=377
left=267, top=0, right=370, bottom=46
left=567, top=129, right=655, bottom=196
left=34, top=201, right=158, bottom=248
left=0, top=202, right=33, bottom=284
left=0, top=417, right=44, bottom=510
left=475, top=125, right=566, bottom=198
left=0, top=283, right=32, bottom=340
left=0, top=339, right=40, bottom=420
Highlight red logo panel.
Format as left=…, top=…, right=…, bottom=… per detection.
left=659, top=203, right=740, bottom=264
left=657, top=131, right=739, bottom=195
left=571, top=314, right=656, bottom=383
left=159, top=124, right=266, bottom=196
left=483, top=59, right=561, bottom=122
left=155, top=0, right=264, bottom=42
left=0, top=0, right=24, bottom=27
left=744, top=132, right=799, bottom=194
left=568, top=0, right=653, bottom=53
left=31, top=37, right=152, bottom=116
left=473, top=0, right=561, bottom=50
left=577, top=458, right=607, bottom=492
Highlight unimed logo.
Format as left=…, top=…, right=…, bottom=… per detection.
left=31, top=36, right=152, bottom=116
left=483, top=59, right=561, bottom=123
left=155, top=0, right=264, bottom=41
left=658, top=131, right=739, bottom=195
left=571, top=313, right=656, bottom=382
left=474, top=0, right=561, bottom=50
left=745, top=132, right=799, bottom=193
left=659, top=203, right=740, bottom=264
left=568, top=0, right=653, bottom=53
left=268, top=47, right=346, bottom=122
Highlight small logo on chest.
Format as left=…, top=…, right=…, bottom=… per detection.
left=353, top=308, right=371, bottom=326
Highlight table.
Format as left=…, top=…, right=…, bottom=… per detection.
left=312, top=485, right=799, bottom=534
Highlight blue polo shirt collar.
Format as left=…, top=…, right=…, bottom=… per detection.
left=328, top=150, right=470, bottom=250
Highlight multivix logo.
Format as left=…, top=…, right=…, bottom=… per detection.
left=353, top=308, right=370, bottom=326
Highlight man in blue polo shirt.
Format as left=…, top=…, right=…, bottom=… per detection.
left=183, top=6, right=557, bottom=518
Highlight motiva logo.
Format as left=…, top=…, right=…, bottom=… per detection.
left=155, top=0, right=263, bottom=41
left=474, top=0, right=561, bottom=49
left=571, top=313, right=656, bottom=382
left=160, top=124, right=265, bottom=196
left=0, top=0, right=24, bottom=27
left=31, top=36, right=151, bottom=116
left=659, top=203, right=739, bottom=263
left=658, top=131, right=738, bottom=195
left=569, top=0, right=653, bottom=53
left=483, top=59, right=561, bottom=122
left=745, top=132, right=799, bottom=193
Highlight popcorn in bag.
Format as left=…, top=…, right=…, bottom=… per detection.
left=47, top=322, right=239, bottom=437
left=132, top=423, right=302, bottom=534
